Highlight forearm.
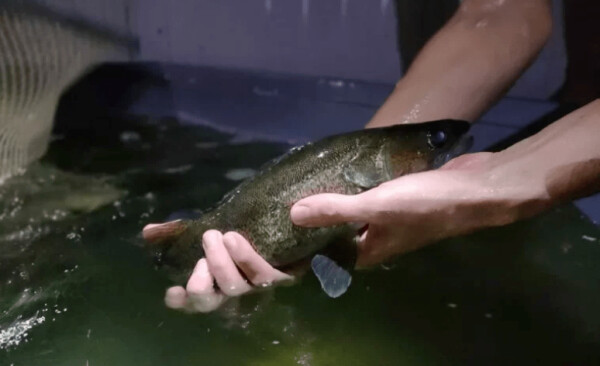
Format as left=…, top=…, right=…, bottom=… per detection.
left=367, top=0, right=552, bottom=128
left=485, top=100, right=600, bottom=220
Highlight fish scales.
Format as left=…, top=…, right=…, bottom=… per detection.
left=143, top=120, right=472, bottom=292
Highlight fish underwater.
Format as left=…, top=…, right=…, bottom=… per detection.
left=143, top=120, right=472, bottom=298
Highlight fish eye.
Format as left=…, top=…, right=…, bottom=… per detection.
left=428, top=129, right=447, bottom=148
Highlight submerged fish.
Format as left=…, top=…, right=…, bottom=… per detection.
left=143, top=120, right=471, bottom=297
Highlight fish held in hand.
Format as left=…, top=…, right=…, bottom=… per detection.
left=143, top=120, right=472, bottom=297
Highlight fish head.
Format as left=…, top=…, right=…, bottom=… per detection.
left=384, top=119, right=472, bottom=177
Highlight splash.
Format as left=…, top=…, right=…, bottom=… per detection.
left=0, top=314, right=46, bottom=349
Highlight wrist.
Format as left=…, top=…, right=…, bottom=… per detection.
left=480, top=150, right=552, bottom=226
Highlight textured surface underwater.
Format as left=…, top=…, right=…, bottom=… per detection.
left=1, top=116, right=600, bottom=365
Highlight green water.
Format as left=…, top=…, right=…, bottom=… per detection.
left=1, top=116, right=600, bottom=365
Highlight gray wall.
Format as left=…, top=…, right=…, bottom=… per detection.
left=133, top=0, right=402, bottom=83
left=35, top=0, right=566, bottom=100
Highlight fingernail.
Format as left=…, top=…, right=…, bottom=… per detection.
left=290, top=205, right=310, bottom=225
left=202, top=230, right=221, bottom=246
left=194, top=258, right=208, bottom=273
left=143, top=223, right=159, bottom=231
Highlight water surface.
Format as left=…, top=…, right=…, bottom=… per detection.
left=1, top=116, right=599, bottom=365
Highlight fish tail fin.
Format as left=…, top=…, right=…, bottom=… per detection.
left=143, top=219, right=209, bottom=283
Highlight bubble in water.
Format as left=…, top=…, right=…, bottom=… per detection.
left=162, top=165, right=193, bottom=174
left=66, top=232, right=81, bottom=241
left=120, top=131, right=141, bottom=143
left=561, top=242, right=572, bottom=254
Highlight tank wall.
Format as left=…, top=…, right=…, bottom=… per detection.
left=131, top=0, right=402, bottom=84
left=129, top=0, right=566, bottom=99
left=34, top=0, right=566, bottom=99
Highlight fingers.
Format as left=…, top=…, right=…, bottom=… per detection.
left=186, top=258, right=227, bottom=312
left=290, top=193, right=373, bottom=227
left=164, top=286, right=187, bottom=309
left=202, top=230, right=253, bottom=296
left=165, top=230, right=292, bottom=314
left=164, top=259, right=227, bottom=313
left=222, top=232, right=293, bottom=286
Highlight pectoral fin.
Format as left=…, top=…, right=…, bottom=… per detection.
left=311, top=239, right=357, bottom=298
left=311, top=254, right=352, bottom=298
left=342, top=165, right=384, bottom=189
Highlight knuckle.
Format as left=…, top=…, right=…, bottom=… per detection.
left=320, top=201, right=339, bottom=218
left=207, top=260, right=226, bottom=274
left=222, top=231, right=237, bottom=243
left=232, top=248, right=252, bottom=266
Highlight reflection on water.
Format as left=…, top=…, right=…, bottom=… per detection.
left=1, top=116, right=599, bottom=365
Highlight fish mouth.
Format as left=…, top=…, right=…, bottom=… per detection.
left=433, top=134, right=473, bottom=168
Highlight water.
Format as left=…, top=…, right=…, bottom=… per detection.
left=1, top=115, right=600, bottom=365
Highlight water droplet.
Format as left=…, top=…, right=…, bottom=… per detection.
left=475, top=19, right=489, bottom=28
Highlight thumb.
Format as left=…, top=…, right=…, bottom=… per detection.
left=290, top=193, right=371, bottom=227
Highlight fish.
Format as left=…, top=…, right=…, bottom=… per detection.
left=142, top=120, right=472, bottom=298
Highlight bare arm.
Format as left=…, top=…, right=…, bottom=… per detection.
left=150, top=0, right=580, bottom=312
left=486, top=99, right=600, bottom=211
left=367, top=0, right=552, bottom=127
left=292, top=100, right=600, bottom=266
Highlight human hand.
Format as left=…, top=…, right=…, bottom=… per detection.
left=289, top=152, right=549, bottom=268
left=159, top=230, right=293, bottom=313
